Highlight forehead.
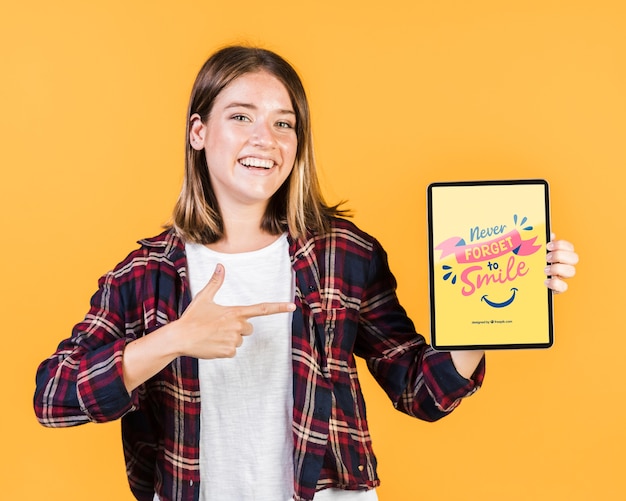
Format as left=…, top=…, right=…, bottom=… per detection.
left=214, top=71, right=294, bottom=110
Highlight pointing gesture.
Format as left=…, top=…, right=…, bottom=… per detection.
left=121, top=263, right=295, bottom=393
left=176, top=263, right=296, bottom=359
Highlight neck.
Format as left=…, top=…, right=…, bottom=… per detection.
left=208, top=204, right=279, bottom=253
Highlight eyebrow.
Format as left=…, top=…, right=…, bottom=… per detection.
left=224, top=102, right=296, bottom=115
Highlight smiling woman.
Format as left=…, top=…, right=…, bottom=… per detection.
left=173, top=46, right=346, bottom=247
left=32, top=45, right=578, bottom=501
left=188, top=71, right=298, bottom=240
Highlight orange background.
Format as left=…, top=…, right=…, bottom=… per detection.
left=1, top=1, right=624, bottom=499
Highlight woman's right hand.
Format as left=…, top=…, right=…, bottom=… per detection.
left=121, top=263, right=295, bottom=393
left=174, top=263, right=296, bottom=359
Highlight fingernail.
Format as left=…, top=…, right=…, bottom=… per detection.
left=287, top=303, right=296, bottom=311
left=214, top=263, right=223, bottom=273
left=547, top=242, right=555, bottom=251
left=545, top=253, right=552, bottom=262
left=544, top=266, right=551, bottom=274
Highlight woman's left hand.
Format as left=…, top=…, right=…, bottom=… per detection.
left=544, top=235, right=579, bottom=293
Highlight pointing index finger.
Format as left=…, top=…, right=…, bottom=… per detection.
left=238, top=302, right=296, bottom=319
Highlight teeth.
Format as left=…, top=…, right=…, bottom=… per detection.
left=240, top=157, right=274, bottom=169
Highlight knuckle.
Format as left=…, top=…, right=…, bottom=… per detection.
left=552, top=279, right=567, bottom=294
left=242, top=321, right=253, bottom=335
left=224, top=309, right=241, bottom=322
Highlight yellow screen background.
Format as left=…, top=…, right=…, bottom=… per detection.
left=2, top=1, right=624, bottom=499
left=431, top=183, right=550, bottom=347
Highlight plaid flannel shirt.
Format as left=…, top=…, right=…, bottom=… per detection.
left=34, top=218, right=484, bottom=501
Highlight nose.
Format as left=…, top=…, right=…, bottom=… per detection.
left=250, top=120, right=277, bottom=148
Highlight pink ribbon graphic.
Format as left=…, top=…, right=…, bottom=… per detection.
left=435, top=230, right=541, bottom=264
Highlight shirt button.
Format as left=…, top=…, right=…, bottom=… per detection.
left=358, top=464, right=364, bottom=472
left=308, top=285, right=317, bottom=291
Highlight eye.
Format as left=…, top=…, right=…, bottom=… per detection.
left=232, top=114, right=251, bottom=122
left=276, top=120, right=295, bottom=129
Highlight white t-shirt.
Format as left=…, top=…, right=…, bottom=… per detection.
left=160, top=235, right=377, bottom=501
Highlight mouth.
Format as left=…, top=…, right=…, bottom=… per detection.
left=239, top=157, right=275, bottom=170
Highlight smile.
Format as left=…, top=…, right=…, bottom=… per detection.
left=480, top=288, right=518, bottom=308
left=239, top=157, right=275, bottom=169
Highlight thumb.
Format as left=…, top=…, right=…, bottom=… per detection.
left=197, top=263, right=225, bottom=302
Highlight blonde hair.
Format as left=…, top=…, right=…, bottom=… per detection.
left=171, top=46, right=347, bottom=244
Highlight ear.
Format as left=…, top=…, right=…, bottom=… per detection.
left=189, top=113, right=206, bottom=151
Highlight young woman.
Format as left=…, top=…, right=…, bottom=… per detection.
left=34, top=46, right=578, bottom=501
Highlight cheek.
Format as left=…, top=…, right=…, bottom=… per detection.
left=283, top=138, right=298, bottom=165
left=206, top=130, right=229, bottom=152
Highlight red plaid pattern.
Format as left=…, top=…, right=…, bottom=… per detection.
left=34, top=219, right=484, bottom=501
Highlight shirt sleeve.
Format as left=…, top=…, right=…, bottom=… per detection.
left=34, top=261, right=141, bottom=427
left=353, top=238, right=485, bottom=422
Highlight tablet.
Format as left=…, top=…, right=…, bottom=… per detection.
left=427, top=179, right=553, bottom=350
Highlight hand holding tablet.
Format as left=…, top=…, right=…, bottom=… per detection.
left=428, top=179, right=553, bottom=350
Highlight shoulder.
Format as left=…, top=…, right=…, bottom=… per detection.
left=326, top=217, right=382, bottom=253
left=137, top=228, right=185, bottom=258
left=102, top=228, right=185, bottom=285
left=300, top=217, right=386, bottom=262
left=316, top=219, right=394, bottom=287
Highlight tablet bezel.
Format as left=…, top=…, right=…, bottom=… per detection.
left=427, top=179, right=553, bottom=350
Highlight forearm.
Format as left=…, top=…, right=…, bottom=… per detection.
left=359, top=240, right=485, bottom=419
left=35, top=322, right=184, bottom=425
left=122, top=321, right=183, bottom=393
left=450, top=350, right=486, bottom=379
left=400, top=347, right=484, bottom=419
left=35, top=337, right=134, bottom=426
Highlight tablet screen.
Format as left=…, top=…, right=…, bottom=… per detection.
left=428, top=179, right=553, bottom=350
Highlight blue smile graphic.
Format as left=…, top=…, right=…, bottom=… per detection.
left=481, top=288, right=518, bottom=308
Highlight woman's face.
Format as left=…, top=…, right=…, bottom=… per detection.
left=190, top=71, right=298, bottom=215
